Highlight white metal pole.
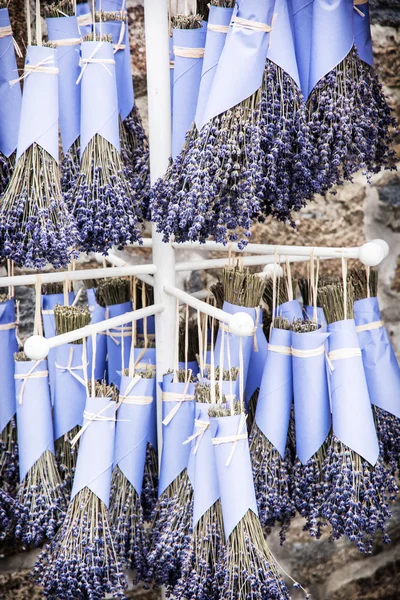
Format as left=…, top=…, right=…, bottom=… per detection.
left=144, top=0, right=175, bottom=468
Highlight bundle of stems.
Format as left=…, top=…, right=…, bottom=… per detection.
left=209, top=404, right=307, bottom=599
left=150, top=54, right=313, bottom=247
left=96, top=277, right=131, bottom=307
left=179, top=317, right=200, bottom=363
left=350, top=266, right=378, bottom=300
left=53, top=305, right=90, bottom=492
left=110, top=369, right=155, bottom=579
left=0, top=153, right=15, bottom=197
left=43, top=0, right=74, bottom=17
left=34, top=486, right=127, bottom=599
left=0, top=142, right=78, bottom=268
left=222, top=265, right=265, bottom=308
left=171, top=14, right=203, bottom=29
left=93, top=13, right=151, bottom=218
left=210, top=280, right=224, bottom=310
left=0, top=418, right=18, bottom=544
left=307, top=47, right=397, bottom=196
left=263, top=276, right=297, bottom=312
left=134, top=280, right=154, bottom=309
left=41, top=282, right=64, bottom=296
left=14, top=353, right=67, bottom=547
left=66, top=109, right=144, bottom=251
left=317, top=281, right=397, bottom=551
left=250, top=317, right=298, bottom=542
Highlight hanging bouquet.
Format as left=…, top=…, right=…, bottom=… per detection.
left=151, top=0, right=314, bottom=246
left=76, top=0, right=92, bottom=38
left=305, top=0, right=397, bottom=195
left=66, top=31, right=144, bottom=252
left=145, top=369, right=196, bottom=587
left=0, top=39, right=78, bottom=268
left=35, top=381, right=127, bottom=599
left=14, top=352, right=67, bottom=547
left=53, top=305, right=90, bottom=493
left=351, top=267, right=400, bottom=476
left=0, top=1, right=22, bottom=194
left=94, top=8, right=150, bottom=215
left=250, top=315, right=296, bottom=541
left=110, top=367, right=155, bottom=579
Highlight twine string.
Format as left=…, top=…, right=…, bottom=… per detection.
left=76, top=42, right=115, bottom=85
left=183, top=419, right=209, bottom=455
left=55, top=346, right=88, bottom=387
left=162, top=372, right=194, bottom=426
left=212, top=413, right=247, bottom=467
left=15, top=361, right=48, bottom=404
left=173, top=46, right=205, bottom=58
left=10, top=55, right=59, bottom=86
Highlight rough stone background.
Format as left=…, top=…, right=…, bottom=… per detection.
left=1, top=1, right=400, bottom=599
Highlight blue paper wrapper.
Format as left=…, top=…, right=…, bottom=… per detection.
left=195, top=5, right=233, bottom=128
left=86, top=289, right=107, bottom=381
left=158, top=376, right=195, bottom=496
left=114, top=375, right=155, bottom=495
left=94, top=19, right=134, bottom=120
left=96, top=0, right=124, bottom=9
left=354, top=2, right=373, bottom=66
left=15, top=359, right=53, bottom=481
left=16, top=45, right=59, bottom=161
left=200, top=0, right=276, bottom=130
left=42, top=292, right=75, bottom=405
left=0, top=8, right=22, bottom=157
left=47, top=16, right=81, bottom=153
left=292, top=330, right=331, bottom=464
left=0, top=299, right=18, bottom=434
left=53, top=344, right=87, bottom=440
left=76, top=2, right=92, bottom=38
left=79, top=40, right=120, bottom=156
left=309, top=0, right=354, bottom=95
left=133, top=346, right=157, bottom=449
left=210, top=414, right=258, bottom=539
left=328, top=318, right=379, bottom=465
left=71, top=395, right=116, bottom=507
left=137, top=313, right=155, bottom=341
left=354, top=297, right=400, bottom=419
left=290, top=0, right=313, bottom=97
left=106, top=301, right=133, bottom=387
left=255, top=328, right=292, bottom=458
left=267, top=0, right=300, bottom=87
left=304, top=305, right=328, bottom=330
left=274, top=299, right=303, bottom=323
left=199, top=373, right=240, bottom=405
left=246, top=309, right=268, bottom=404
left=172, top=27, right=206, bottom=158
left=191, top=403, right=220, bottom=527
left=214, top=302, right=256, bottom=394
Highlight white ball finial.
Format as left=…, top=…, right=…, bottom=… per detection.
left=263, top=263, right=284, bottom=279
left=370, top=238, right=389, bottom=259
left=228, top=312, right=254, bottom=337
left=24, top=335, right=50, bottom=360
left=359, top=242, right=385, bottom=267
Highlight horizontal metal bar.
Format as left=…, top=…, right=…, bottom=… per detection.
left=0, top=264, right=157, bottom=288
left=175, top=254, right=340, bottom=272
left=24, top=304, right=165, bottom=359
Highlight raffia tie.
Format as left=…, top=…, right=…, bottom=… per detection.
left=356, top=320, right=383, bottom=333
left=354, top=0, right=368, bottom=4
left=10, top=56, right=59, bottom=87
left=0, top=321, right=17, bottom=331
left=170, top=60, right=175, bottom=69
left=118, top=375, right=153, bottom=406
left=77, top=13, right=92, bottom=27
left=0, top=25, right=23, bottom=57
left=76, top=43, right=115, bottom=84
left=207, top=22, right=229, bottom=34
left=231, top=15, right=273, bottom=33
left=15, top=361, right=48, bottom=405
left=183, top=419, right=210, bottom=455
left=100, top=326, right=132, bottom=345
left=162, top=379, right=194, bottom=426
left=291, top=345, right=325, bottom=358
left=52, top=37, right=82, bottom=47
left=71, top=402, right=116, bottom=447
left=173, top=46, right=205, bottom=58
left=268, top=343, right=292, bottom=356
left=212, top=414, right=247, bottom=467
left=328, top=348, right=362, bottom=362
left=55, top=347, right=88, bottom=387
left=113, top=20, right=126, bottom=53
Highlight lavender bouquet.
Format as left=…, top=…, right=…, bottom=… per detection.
left=14, top=352, right=67, bottom=547
left=94, top=9, right=150, bottom=216
left=53, top=305, right=90, bottom=494
left=145, top=370, right=195, bottom=587
left=306, top=0, right=397, bottom=196
left=250, top=316, right=296, bottom=541
left=34, top=382, right=127, bottom=599
left=45, top=0, right=82, bottom=192
left=0, top=41, right=78, bottom=268
left=0, top=2, right=21, bottom=194
left=66, top=33, right=144, bottom=253
left=76, top=0, right=92, bottom=38
left=110, top=368, right=155, bottom=578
